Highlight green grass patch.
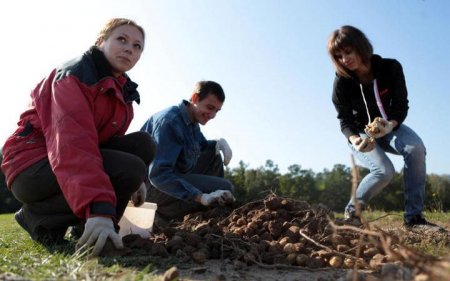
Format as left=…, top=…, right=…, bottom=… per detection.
left=0, top=213, right=160, bottom=280
left=351, top=210, right=450, bottom=257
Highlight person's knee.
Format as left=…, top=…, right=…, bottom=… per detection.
left=210, top=178, right=234, bottom=193
left=408, top=142, right=426, bottom=160
left=383, top=165, right=395, bottom=182
left=374, top=163, right=395, bottom=183
left=221, top=179, right=235, bottom=193
left=135, top=131, right=157, bottom=164
left=122, top=157, right=147, bottom=191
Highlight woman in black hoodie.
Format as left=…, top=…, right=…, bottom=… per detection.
left=327, top=25, right=442, bottom=231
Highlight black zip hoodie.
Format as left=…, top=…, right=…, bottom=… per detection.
left=331, top=54, right=409, bottom=140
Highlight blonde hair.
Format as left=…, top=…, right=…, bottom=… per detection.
left=95, top=18, right=145, bottom=48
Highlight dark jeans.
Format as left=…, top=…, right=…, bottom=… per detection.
left=147, top=144, right=234, bottom=221
left=10, top=131, right=155, bottom=238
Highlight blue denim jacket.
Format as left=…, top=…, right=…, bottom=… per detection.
left=141, top=100, right=214, bottom=200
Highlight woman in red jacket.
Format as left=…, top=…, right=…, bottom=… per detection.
left=1, top=18, right=155, bottom=255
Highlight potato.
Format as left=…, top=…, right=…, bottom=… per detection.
left=296, top=254, right=309, bottom=266
left=329, top=256, right=343, bottom=268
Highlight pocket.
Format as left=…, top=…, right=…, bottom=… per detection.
left=17, top=121, right=34, bottom=137
left=3, top=123, right=46, bottom=159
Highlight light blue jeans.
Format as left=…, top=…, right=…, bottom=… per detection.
left=346, top=124, right=426, bottom=222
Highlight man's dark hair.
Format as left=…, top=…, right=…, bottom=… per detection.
left=192, top=81, right=225, bottom=102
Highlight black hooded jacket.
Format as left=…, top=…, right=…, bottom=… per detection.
left=331, top=54, right=409, bottom=139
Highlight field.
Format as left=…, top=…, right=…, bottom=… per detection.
left=1, top=196, right=449, bottom=281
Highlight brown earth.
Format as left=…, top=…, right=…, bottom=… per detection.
left=105, top=194, right=450, bottom=281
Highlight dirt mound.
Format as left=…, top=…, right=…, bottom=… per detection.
left=103, top=193, right=450, bottom=281
left=117, top=194, right=405, bottom=271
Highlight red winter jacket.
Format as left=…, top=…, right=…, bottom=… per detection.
left=1, top=47, right=140, bottom=219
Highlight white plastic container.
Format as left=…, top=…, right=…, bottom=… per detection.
left=118, top=202, right=157, bottom=239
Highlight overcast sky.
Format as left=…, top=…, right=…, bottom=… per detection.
left=1, top=0, right=449, bottom=175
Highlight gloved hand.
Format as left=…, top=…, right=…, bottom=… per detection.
left=215, top=138, right=232, bottom=165
left=215, top=189, right=235, bottom=204
left=209, top=189, right=235, bottom=205
left=76, top=216, right=123, bottom=256
left=131, top=181, right=147, bottom=207
left=200, top=190, right=235, bottom=206
left=365, top=117, right=395, bottom=138
left=350, top=136, right=375, bottom=153
left=373, top=118, right=395, bottom=138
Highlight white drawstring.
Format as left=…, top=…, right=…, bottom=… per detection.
left=359, top=84, right=372, bottom=124
left=359, top=79, right=389, bottom=125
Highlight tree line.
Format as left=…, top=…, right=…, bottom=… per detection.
left=1, top=159, right=449, bottom=214
left=225, top=160, right=450, bottom=213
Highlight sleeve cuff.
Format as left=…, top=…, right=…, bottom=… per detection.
left=88, top=201, right=116, bottom=218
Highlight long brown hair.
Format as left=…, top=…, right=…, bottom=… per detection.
left=327, top=25, right=373, bottom=78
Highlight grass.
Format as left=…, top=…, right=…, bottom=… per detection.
left=0, top=213, right=160, bottom=280
left=1, top=211, right=449, bottom=280
left=357, top=210, right=450, bottom=257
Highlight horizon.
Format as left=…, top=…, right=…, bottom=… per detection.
left=0, top=0, right=449, bottom=175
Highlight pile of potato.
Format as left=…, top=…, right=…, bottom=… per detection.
left=122, top=194, right=394, bottom=270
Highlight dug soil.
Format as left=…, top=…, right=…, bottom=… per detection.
left=104, top=194, right=450, bottom=281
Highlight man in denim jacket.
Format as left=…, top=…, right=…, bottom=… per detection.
left=141, top=81, right=234, bottom=225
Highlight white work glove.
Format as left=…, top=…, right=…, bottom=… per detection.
left=350, top=136, right=375, bottom=153
left=200, top=190, right=235, bottom=206
left=215, top=138, right=232, bottom=166
left=131, top=181, right=147, bottom=207
left=364, top=117, right=395, bottom=138
left=76, top=217, right=123, bottom=256
left=371, top=118, right=395, bottom=138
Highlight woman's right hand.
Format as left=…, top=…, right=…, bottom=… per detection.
left=349, top=135, right=375, bottom=152
left=76, top=216, right=123, bottom=256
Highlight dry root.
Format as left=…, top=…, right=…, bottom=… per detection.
left=116, top=194, right=447, bottom=276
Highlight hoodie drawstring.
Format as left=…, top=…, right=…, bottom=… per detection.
left=359, top=79, right=388, bottom=125
left=359, top=84, right=372, bottom=124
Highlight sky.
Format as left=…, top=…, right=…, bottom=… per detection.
left=0, top=0, right=449, bottom=175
